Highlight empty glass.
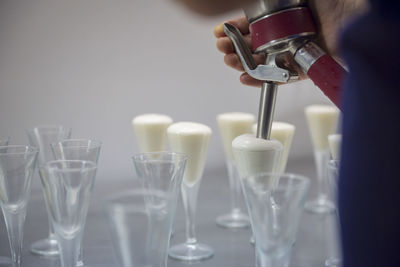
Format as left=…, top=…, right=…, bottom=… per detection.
left=0, top=145, right=39, bottom=267
left=325, top=160, right=342, bottom=267
left=0, top=138, right=11, bottom=266
left=27, top=125, right=72, bottom=256
left=241, top=173, right=310, bottom=267
left=106, top=189, right=182, bottom=267
left=51, top=139, right=102, bottom=267
left=105, top=152, right=186, bottom=267
left=39, top=160, right=97, bottom=267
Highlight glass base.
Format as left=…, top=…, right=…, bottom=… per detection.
left=216, top=212, right=250, bottom=228
left=325, top=258, right=342, bottom=267
left=305, top=198, right=335, bottom=214
left=0, top=256, right=12, bottom=266
left=30, top=238, right=59, bottom=256
left=169, top=242, right=214, bottom=261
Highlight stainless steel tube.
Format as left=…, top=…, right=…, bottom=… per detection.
left=256, top=81, right=278, bottom=140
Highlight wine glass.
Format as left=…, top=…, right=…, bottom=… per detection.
left=0, top=145, right=39, bottom=267
left=27, top=125, right=72, bottom=256
left=167, top=122, right=214, bottom=261
left=51, top=139, right=102, bottom=267
left=39, top=160, right=97, bottom=267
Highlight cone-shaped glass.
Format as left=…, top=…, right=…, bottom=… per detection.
left=0, top=135, right=12, bottom=265
left=216, top=112, right=254, bottom=229
left=105, top=152, right=186, bottom=267
left=241, top=173, right=309, bottom=267
left=167, top=122, right=214, bottom=261
left=39, top=160, right=97, bottom=267
left=325, top=160, right=342, bottom=267
left=27, top=125, right=72, bottom=256
left=0, top=145, right=38, bottom=267
left=51, top=139, right=101, bottom=267
left=304, top=105, right=339, bottom=214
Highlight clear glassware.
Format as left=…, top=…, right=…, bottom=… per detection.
left=0, top=145, right=39, bottom=267
left=39, top=160, right=97, bottom=267
left=216, top=159, right=250, bottom=228
left=325, top=160, right=342, bottom=267
left=215, top=112, right=254, bottom=229
left=26, top=125, right=72, bottom=256
left=0, top=137, right=12, bottom=266
left=305, top=148, right=335, bottom=213
left=105, top=152, right=186, bottom=267
left=241, top=173, right=310, bottom=267
left=51, top=139, right=102, bottom=267
left=167, top=122, right=214, bottom=261
left=51, top=139, right=102, bottom=163
left=304, top=105, right=339, bottom=214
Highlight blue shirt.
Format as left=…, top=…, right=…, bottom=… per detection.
left=339, top=0, right=400, bottom=266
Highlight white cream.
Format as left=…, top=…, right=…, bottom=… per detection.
left=232, top=134, right=282, bottom=180
left=305, top=105, right=340, bottom=150
left=252, top=122, right=295, bottom=173
left=167, top=122, right=212, bottom=187
left=328, top=134, right=342, bottom=161
left=217, top=112, right=255, bottom=161
left=132, top=114, right=173, bottom=153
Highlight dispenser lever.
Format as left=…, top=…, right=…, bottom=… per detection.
left=223, top=23, right=290, bottom=83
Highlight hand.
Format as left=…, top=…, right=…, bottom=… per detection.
left=214, top=0, right=367, bottom=87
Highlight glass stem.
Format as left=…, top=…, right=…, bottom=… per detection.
left=181, top=182, right=200, bottom=244
left=227, top=160, right=241, bottom=214
left=76, top=248, right=84, bottom=267
left=57, top=233, right=82, bottom=267
left=40, top=171, right=57, bottom=240
left=2, top=208, right=26, bottom=267
left=314, top=149, right=330, bottom=201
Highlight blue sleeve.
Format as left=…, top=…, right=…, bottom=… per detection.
left=339, top=1, right=400, bottom=266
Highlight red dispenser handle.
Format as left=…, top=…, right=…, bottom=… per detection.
left=294, top=42, right=347, bottom=107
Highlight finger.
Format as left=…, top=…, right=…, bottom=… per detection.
left=240, top=73, right=263, bottom=87
left=214, top=16, right=250, bottom=38
left=216, top=34, right=252, bottom=54
left=224, top=53, right=245, bottom=71
left=224, top=53, right=266, bottom=71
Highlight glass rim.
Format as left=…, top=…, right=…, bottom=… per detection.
left=0, top=136, right=10, bottom=141
left=244, top=172, right=310, bottom=191
left=40, top=159, right=97, bottom=172
left=26, top=125, right=72, bottom=134
left=0, top=145, right=39, bottom=155
left=50, top=139, right=102, bottom=149
left=132, top=151, right=187, bottom=163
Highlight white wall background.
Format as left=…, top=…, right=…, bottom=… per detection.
left=0, top=0, right=333, bottom=180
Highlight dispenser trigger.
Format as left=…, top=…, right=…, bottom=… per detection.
left=223, top=23, right=290, bottom=83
